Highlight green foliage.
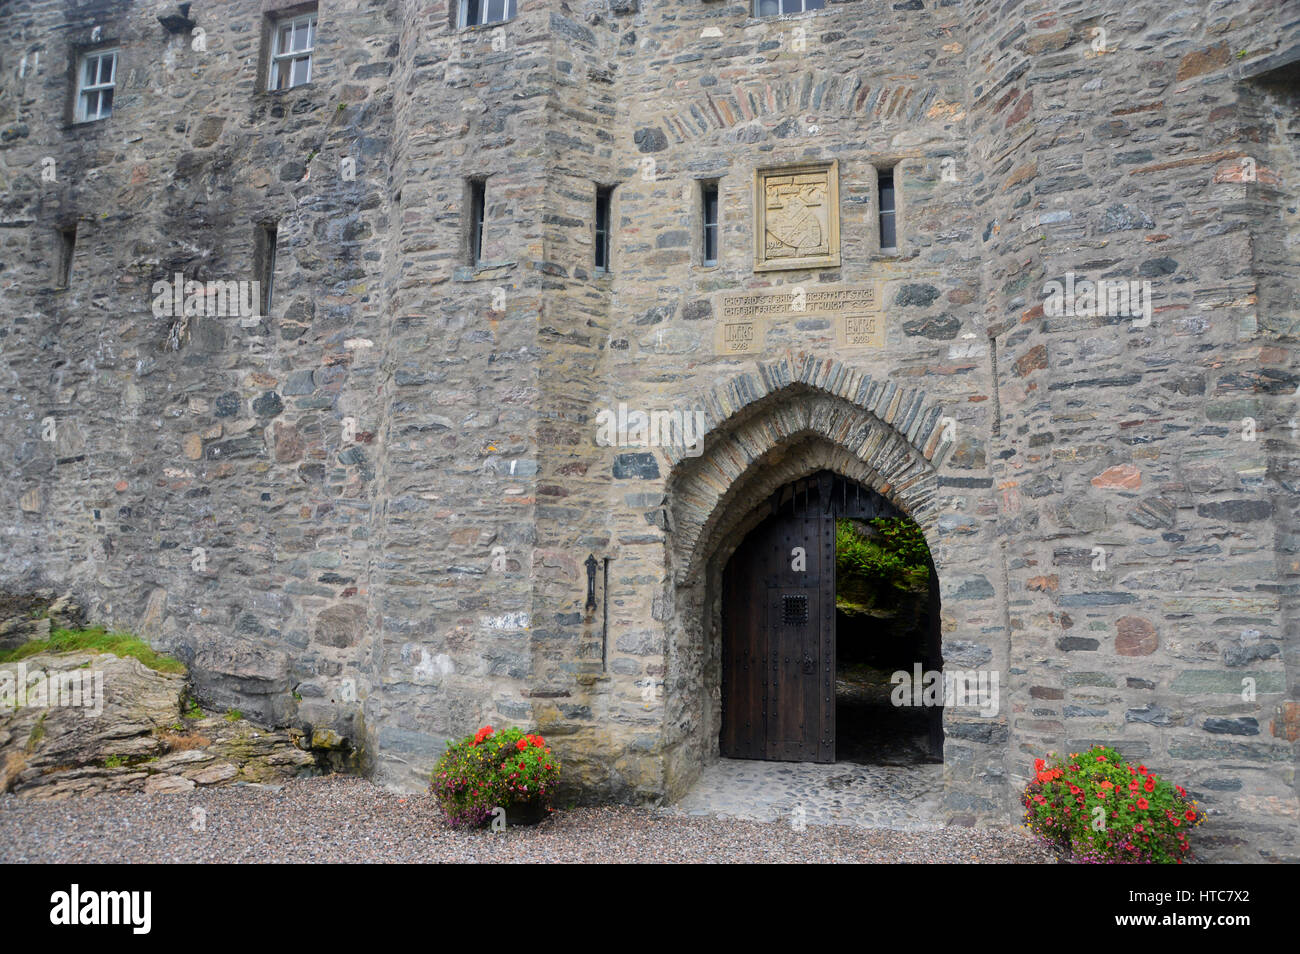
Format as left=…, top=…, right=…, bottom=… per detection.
left=25, top=713, right=47, bottom=752
left=104, top=755, right=125, bottom=769
left=1022, top=746, right=1204, bottom=864
left=431, top=725, right=561, bottom=828
left=0, top=627, right=186, bottom=675
left=184, top=698, right=203, bottom=720
left=224, top=708, right=243, bottom=722
left=835, top=517, right=930, bottom=611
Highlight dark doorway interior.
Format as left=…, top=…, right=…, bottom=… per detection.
left=834, top=516, right=942, bottom=766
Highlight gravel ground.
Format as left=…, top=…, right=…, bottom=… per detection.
left=0, top=775, right=1054, bottom=863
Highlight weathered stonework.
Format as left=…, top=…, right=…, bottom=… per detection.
left=0, top=0, right=1296, bottom=861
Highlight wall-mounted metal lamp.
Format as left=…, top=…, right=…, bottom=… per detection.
left=585, top=554, right=599, bottom=611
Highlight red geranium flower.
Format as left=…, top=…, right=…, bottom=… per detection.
left=1185, top=810, right=1196, bottom=822
left=516, top=739, right=528, bottom=751
left=1136, top=797, right=1148, bottom=810
left=1144, top=777, right=1155, bottom=793
left=1034, top=759, right=1045, bottom=772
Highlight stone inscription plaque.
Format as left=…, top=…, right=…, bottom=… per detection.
left=712, top=283, right=884, bottom=354
left=836, top=313, right=885, bottom=349
left=714, top=318, right=766, bottom=355
left=716, top=283, right=878, bottom=321
left=753, top=160, right=840, bottom=272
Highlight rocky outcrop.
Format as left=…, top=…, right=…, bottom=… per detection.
left=0, top=591, right=86, bottom=652
left=0, top=649, right=317, bottom=799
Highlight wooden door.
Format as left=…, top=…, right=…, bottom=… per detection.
left=722, top=507, right=835, bottom=763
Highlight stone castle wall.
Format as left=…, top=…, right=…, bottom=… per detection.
left=0, top=0, right=1295, bottom=860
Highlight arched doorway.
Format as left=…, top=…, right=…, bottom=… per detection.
left=657, top=369, right=957, bottom=801
left=719, top=470, right=943, bottom=766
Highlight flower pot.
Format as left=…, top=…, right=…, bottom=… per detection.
left=501, top=799, right=549, bottom=827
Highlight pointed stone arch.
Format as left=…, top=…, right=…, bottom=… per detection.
left=663, top=352, right=951, bottom=586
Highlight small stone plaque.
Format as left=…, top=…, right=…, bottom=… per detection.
left=753, top=160, right=840, bottom=272
left=714, top=318, right=766, bottom=355
left=836, top=313, right=885, bottom=349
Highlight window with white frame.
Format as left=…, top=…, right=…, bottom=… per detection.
left=878, top=168, right=897, bottom=254
left=700, top=181, right=719, bottom=267
left=76, top=49, right=117, bottom=123
left=268, top=12, right=316, bottom=91
left=754, top=0, right=823, bottom=16
left=460, top=0, right=517, bottom=28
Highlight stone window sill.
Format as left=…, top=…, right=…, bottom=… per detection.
left=745, top=10, right=825, bottom=25
left=456, top=19, right=516, bottom=34
left=453, top=261, right=516, bottom=281
left=255, top=83, right=319, bottom=100
left=60, top=115, right=113, bottom=135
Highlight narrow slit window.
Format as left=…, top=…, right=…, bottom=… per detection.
left=878, top=168, right=897, bottom=254
left=461, top=0, right=517, bottom=27
left=268, top=11, right=316, bottom=91
left=469, top=179, right=486, bottom=266
left=56, top=226, right=76, bottom=288
left=75, top=49, right=117, bottom=123
left=594, top=186, right=613, bottom=272
left=255, top=223, right=278, bottom=316
left=701, top=181, right=719, bottom=267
